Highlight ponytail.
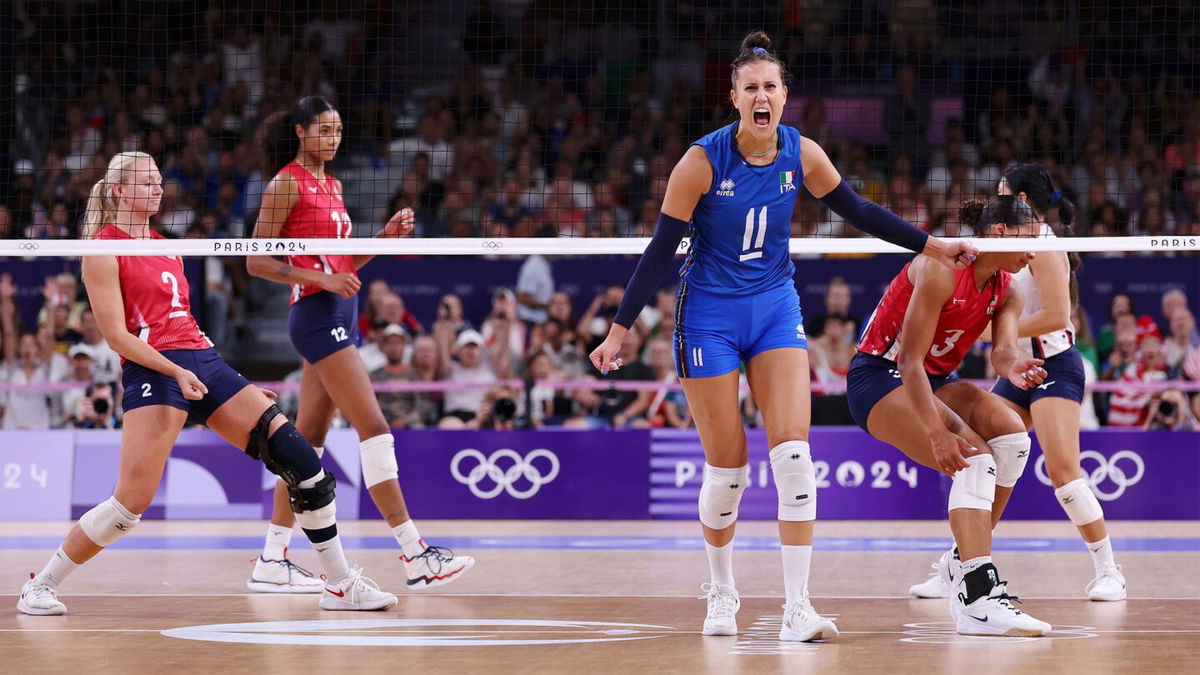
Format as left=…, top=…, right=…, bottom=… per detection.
left=1002, top=162, right=1081, bottom=308
left=83, top=151, right=154, bottom=239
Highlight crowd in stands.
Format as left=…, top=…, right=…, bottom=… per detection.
left=2, top=259, right=1198, bottom=430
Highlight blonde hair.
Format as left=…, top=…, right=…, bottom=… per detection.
left=83, top=151, right=156, bottom=239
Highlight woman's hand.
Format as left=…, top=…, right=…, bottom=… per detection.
left=175, top=369, right=209, bottom=401
left=380, top=207, right=415, bottom=238
left=928, top=427, right=974, bottom=476
left=1007, top=357, right=1047, bottom=390
left=319, top=273, right=362, bottom=298
left=589, top=333, right=625, bottom=375
left=923, top=237, right=980, bottom=271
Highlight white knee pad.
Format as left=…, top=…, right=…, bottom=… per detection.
left=1054, top=477, right=1104, bottom=527
left=293, top=471, right=338, bottom=530
left=698, top=464, right=749, bottom=530
left=770, top=440, right=817, bottom=522
left=79, top=496, right=141, bottom=547
left=360, top=434, right=398, bottom=488
left=948, top=454, right=997, bottom=512
left=295, top=500, right=338, bottom=531
left=988, top=432, right=1030, bottom=488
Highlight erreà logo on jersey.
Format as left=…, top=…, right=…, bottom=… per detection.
left=779, top=171, right=797, bottom=193
left=716, top=178, right=735, bottom=196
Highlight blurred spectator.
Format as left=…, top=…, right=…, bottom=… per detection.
left=1143, top=388, right=1199, bottom=431
left=369, top=324, right=413, bottom=428
left=0, top=326, right=64, bottom=431
left=1097, top=292, right=1134, bottom=361
left=77, top=309, right=121, bottom=383
left=595, top=328, right=653, bottom=428
left=402, top=335, right=445, bottom=429
left=642, top=336, right=690, bottom=429
left=529, top=318, right=585, bottom=380
left=68, top=381, right=120, bottom=429
left=518, top=351, right=556, bottom=428
left=805, top=277, right=862, bottom=341
left=481, top=287, right=525, bottom=363
left=577, top=284, right=625, bottom=353
left=59, top=344, right=99, bottom=427
left=1163, top=308, right=1198, bottom=372
left=515, top=254, right=554, bottom=327
left=432, top=292, right=473, bottom=337
left=473, top=383, right=519, bottom=431
left=1106, top=335, right=1170, bottom=427
left=437, top=329, right=500, bottom=427
left=883, top=67, right=930, bottom=178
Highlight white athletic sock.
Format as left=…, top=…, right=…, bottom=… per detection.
left=1086, top=536, right=1116, bottom=572
left=959, top=556, right=992, bottom=575
left=262, top=524, right=293, bottom=560
left=313, top=535, right=350, bottom=582
left=36, top=546, right=80, bottom=589
left=705, top=541, right=735, bottom=588
left=781, top=544, right=813, bottom=606
left=392, top=520, right=425, bottom=559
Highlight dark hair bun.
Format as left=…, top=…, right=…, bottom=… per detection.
left=741, top=30, right=772, bottom=53
left=957, top=198, right=986, bottom=229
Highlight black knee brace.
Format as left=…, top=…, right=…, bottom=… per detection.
left=288, top=471, right=336, bottom=514
left=245, top=404, right=322, bottom=488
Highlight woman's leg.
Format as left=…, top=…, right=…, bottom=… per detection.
left=1031, top=396, right=1124, bottom=599
left=681, top=368, right=749, bottom=636
left=744, top=347, right=837, bottom=641
left=866, top=385, right=994, bottom=561
left=19, top=406, right=184, bottom=615
left=207, top=384, right=396, bottom=609
left=306, top=346, right=474, bottom=586
left=936, top=382, right=1030, bottom=527
left=266, top=362, right=337, bottom=535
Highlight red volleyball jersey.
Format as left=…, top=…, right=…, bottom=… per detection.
left=96, top=225, right=212, bottom=354
left=857, top=262, right=1012, bottom=376
left=277, top=161, right=356, bottom=304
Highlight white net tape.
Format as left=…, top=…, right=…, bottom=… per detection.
left=3, top=235, right=1198, bottom=257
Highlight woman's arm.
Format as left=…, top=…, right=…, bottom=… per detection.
left=991, top=287, right=1046, bottom=390
left=0, top=275, right=17, bottom=365
left=81, top=256, right=207, bottom=399
left=591, top=145, right=709, bottom=372
left=800, top=136, right=976, bottom=269
left=896, top=257, right=972, bottom=475
left=246, top=173, right=357, bottom=295
left=1018, top=251, right=1071, bottom=338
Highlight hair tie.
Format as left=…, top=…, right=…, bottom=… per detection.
left=751, top=47, right=768, bottom=56
left=1050, top=189, right=1062, bottom=205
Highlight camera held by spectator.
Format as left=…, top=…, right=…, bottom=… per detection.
left=74, top=382, right=119, bottom=429
left=1144, top=388, right=1198, bottom=431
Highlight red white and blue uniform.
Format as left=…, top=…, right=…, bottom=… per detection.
left=277, top=161, right=361, bottom=363
left=847, top=261, right=1013, bottom=431
left=991, top=224, right=1085, bottom=408
left=98, top=225, right=249, bottom=424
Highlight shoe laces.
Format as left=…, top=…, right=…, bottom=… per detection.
left=782, top=598, right=829, bottom=626
left=1086, top=564, right=1124, bottom=592
left=337, top=566, right=383, bottom=597
left=24, top=576, right=59, bottom=603
left=987, top=581, right=1025, bottom=614
left=410, top=545, right=456, bottom=574
left=279, top=558, right=317, bottom=579
left=699, top=583, right=739, bottom=617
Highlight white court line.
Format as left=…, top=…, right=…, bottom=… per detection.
left=0, top=592, right=1194, bottom=601
left=2, top=627, right=1197, bottom=635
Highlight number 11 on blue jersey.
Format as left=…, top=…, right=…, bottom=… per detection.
left=740, top=206, right=767, bottom=261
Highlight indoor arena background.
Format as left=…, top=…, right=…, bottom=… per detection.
left=1, top=1, right=1198, bottom=672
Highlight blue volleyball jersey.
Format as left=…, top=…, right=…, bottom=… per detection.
left=681, top=122, right=802, bottom=295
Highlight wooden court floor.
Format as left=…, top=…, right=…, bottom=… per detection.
left=3, top=520, right=1198, bottom=674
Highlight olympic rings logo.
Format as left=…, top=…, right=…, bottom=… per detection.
left=18, top=242, right=40, bottom=252
left=1034, top=450, right=1145, bottom=501
left=450, top=448, right=560, bottom=500
left=481, top=240, right=505, bottom=251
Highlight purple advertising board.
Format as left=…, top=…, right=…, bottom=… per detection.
left=2, top=428, right=1195, bottom=521
left=357, top=429, right=652, bottom=520
left=650, top=428, right=1200, bottom=521
left=0, top=431, right=75, bottom=520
